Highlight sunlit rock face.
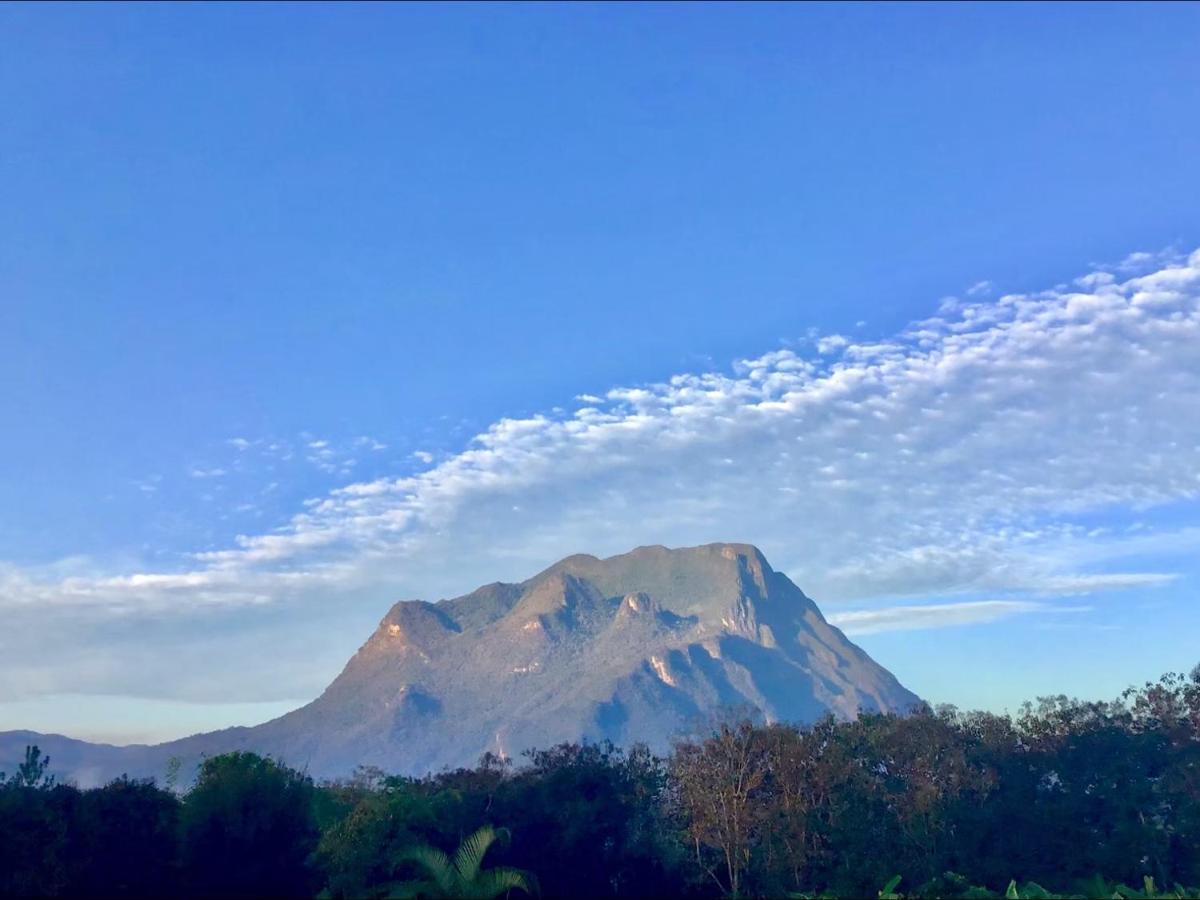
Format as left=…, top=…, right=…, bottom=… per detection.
left=1, top=543, right=920, bottom=784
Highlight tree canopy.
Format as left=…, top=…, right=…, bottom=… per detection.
left=2, top=667, right=1199, bottom=898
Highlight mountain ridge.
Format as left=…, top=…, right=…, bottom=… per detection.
left=1, top=543, right=920, bottom=786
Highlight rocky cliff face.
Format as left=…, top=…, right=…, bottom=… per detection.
left=1, top=543, right=920, bottom=784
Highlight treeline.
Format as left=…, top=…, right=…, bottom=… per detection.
left=2, top=667, right=1199, bottom=898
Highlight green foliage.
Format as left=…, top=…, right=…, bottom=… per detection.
left=387, top=825, right=537, bottom=899
left=180, top=751, right=319, bottom=898
left=4, top=664, right=1200, bottom=899
left=793, top=874, right=1200, bottom=898
left=1109, top=875, right=1200, bottom=899
left=317, top=742, right=680, bottom=899
left=0, top=780, right=78, bottom=895
left=667, top=666, right=1200, bottom=897
left=495, top=742, right=680, bottom=898
left=2, top=744, right=56, bottom=788
left=0, top=751, right=182, bottom=897
left=912, top=871, right=997, bottom=898
left=314, top=772, right=452, bottom=898
left=164, top=755, right=182, bottom=793
left=75, top=776, right=181, bottom=896
left=879, top=874, right=903, bottom=898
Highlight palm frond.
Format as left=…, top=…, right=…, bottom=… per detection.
left=401, top=846, right=455, bottom=894
left=392, top=825, right=533, bottom=899
left=473, top=867, right=538, bottom=898
left=454, top=825, right=499, bottom=884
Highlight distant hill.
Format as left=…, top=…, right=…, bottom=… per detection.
left=1, top=543, right=920, bottom=786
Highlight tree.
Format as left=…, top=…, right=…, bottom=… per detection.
left=493, top=742, right=683, bottom=898
left=0, top=748, right=78, bottom=897
left=76, top=776, right=181, bottom=897
left=180, top=752, right=319, bottom=898
left=3, top=744, right=55, bottom=788
left=315, top=775, right=447, bottom=899
left=389, top=825, right=537, bottom=899
left=670, top=720, right=771, bottom=897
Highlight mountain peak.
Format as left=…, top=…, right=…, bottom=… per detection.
left=5, top=543, right=920, bottom=785
left=298, top=542, right=916, bottom=775
left=539, top=541, right=786, bottom=624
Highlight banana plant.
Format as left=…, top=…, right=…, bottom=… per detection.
left=1110, top=876, right=1200, bottom=899
left=795, top=874, right=1200, bottom=899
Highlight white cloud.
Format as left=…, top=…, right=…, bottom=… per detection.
left=815, top=334, right=850, bottom=354
left=1120, top=251, right=1156, bottom=270
left=189, top=467, right=227, bottom=479
left=299, top=437, right=362, bottom=475
left=4, top=248, right=1200, bottom=701
left=828, top=600, right=1090, bottom=636
left=134, top=475, right=162, bottom=494
left=1036, top=572, right=1178, bottom=593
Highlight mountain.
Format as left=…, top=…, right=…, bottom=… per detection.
left=1, top=543, right=919, bottom=786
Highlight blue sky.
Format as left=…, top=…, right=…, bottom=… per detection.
left=2, top=3, right=1199, bottom=743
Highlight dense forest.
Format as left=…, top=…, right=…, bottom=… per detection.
left=3, top=667, right=1199, bottom=899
